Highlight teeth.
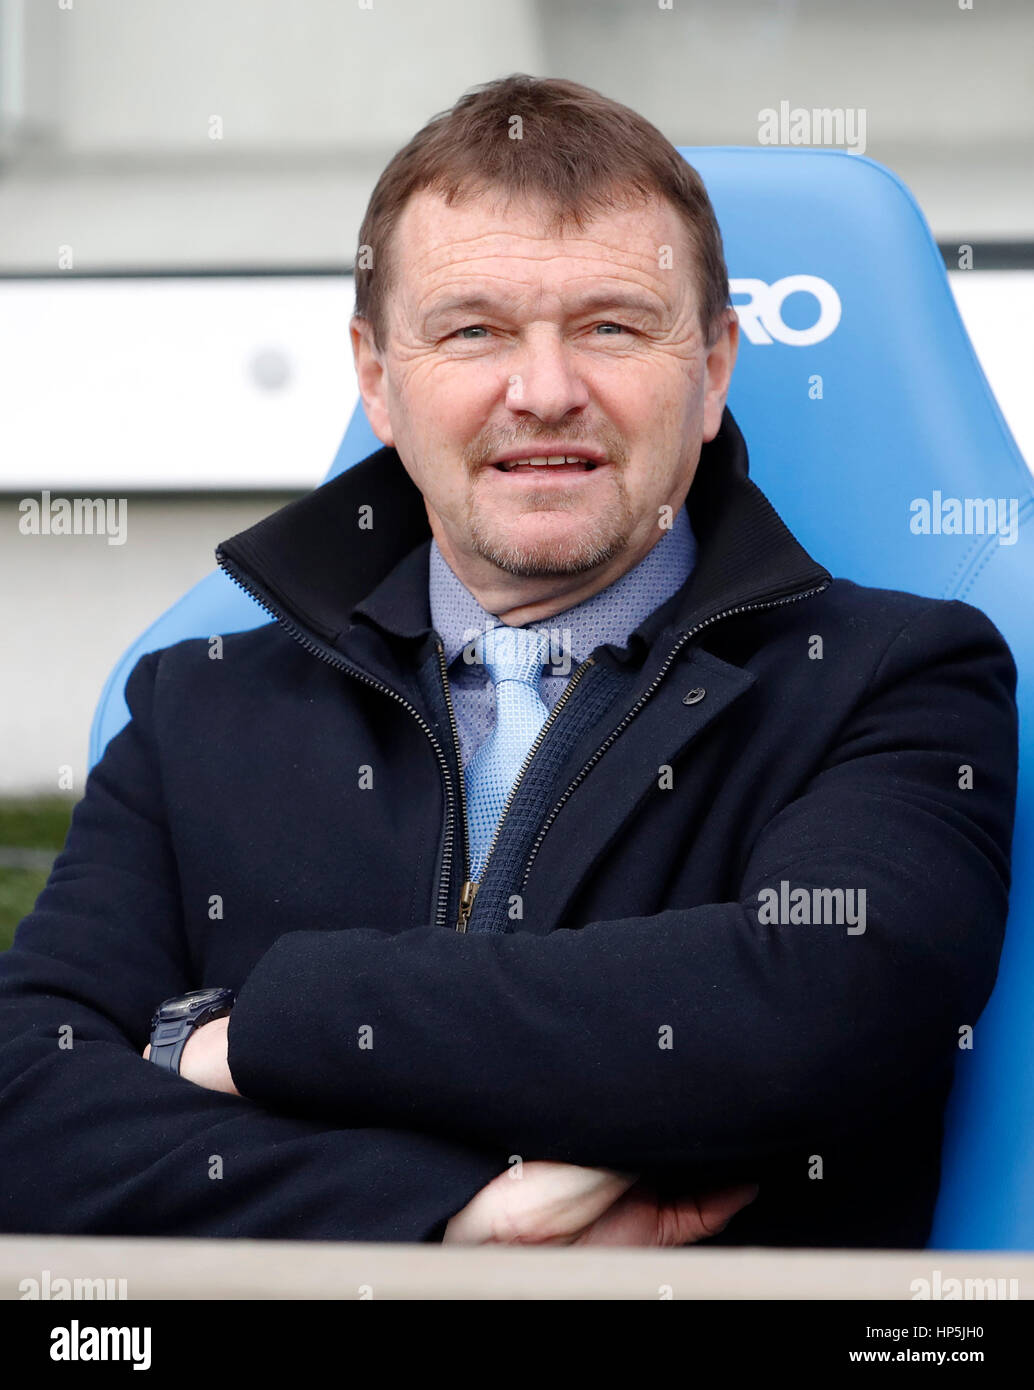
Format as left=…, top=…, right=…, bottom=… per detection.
left=499, top=455, right=594, bottom=471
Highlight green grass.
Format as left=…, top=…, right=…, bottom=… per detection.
left=0, top=797, right=78, bottom=850
left=0, top=796, right=78, bottom=953
left=0, top=868, right=54, bottom=952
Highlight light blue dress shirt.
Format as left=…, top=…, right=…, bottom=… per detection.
left=429, top=506, right=696, bottom=767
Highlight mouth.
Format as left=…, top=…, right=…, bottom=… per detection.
left=490, top=454, right=604, bottom=474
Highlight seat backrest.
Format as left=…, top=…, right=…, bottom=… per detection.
left=89, top=148, right=1034, bottom=1250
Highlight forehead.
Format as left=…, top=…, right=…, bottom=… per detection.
left=390, top=186, right=693, bottom=300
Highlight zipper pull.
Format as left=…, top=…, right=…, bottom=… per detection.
left=456, top=879, right=478, bottom=933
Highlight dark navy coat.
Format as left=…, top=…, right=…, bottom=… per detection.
left=0, top=410, right=1018, bottom=1248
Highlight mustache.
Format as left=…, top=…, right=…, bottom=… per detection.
left=469, top=434, right=625, bottom=468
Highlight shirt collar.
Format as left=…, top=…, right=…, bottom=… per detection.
left=429, top=504, right=697, bottom=670
left=215, top=410, right=833, bottom=690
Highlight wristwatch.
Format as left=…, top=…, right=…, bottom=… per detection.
left=148, top=988, right=235, bottom=1075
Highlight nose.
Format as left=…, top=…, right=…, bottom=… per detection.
left=504, top=326, right=591, bottom=421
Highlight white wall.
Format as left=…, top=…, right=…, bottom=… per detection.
left=0, top=0, right=1030, bottom=273
left=1, top=493, right=291, bottom=797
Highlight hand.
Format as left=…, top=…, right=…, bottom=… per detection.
left=142, top=1016, right=240, bottom=1096
left=444, top=1161, right=636, bottom=1245
left=564, top=1177, right=759, bottom=1246
left=442, top=1158, right=758, bottom=1246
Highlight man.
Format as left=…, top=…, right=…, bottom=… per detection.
left=0, top=75, right=1017, bottom=1250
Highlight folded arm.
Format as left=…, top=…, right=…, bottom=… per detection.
left=0, top=651, right=504, bottom=1241
left=227, top=601, right=1018, bottom=1172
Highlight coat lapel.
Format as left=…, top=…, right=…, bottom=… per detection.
left=517, top=646, right=757, bottom=935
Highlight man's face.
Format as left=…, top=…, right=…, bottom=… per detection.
left=352, top=185, right=737, bottom=602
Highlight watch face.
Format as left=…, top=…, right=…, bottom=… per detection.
left=160, top=989, right=229, bottom=1020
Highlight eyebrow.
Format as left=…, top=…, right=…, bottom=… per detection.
left=421, top=288, right=664, bottom=326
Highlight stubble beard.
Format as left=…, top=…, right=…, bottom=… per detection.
left=465, top=471, right=637, bottom=579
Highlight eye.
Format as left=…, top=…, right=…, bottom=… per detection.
left=593, top=322, right=630, bottom=335
left=454, top=325, right=489, bottom=339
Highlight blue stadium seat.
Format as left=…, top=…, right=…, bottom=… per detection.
left=88, top=147, right=1034, bottom=1250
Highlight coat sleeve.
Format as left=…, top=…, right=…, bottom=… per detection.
left=226, top=600, right=1019, bottom=1173
left=0, top=650, right=505, bottom=1241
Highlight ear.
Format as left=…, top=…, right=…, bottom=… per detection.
left=350, top=316, right=395, bottom=448
left=701, top=309, right=739, bottom=443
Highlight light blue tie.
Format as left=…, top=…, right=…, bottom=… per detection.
left=464, top=624, right=551, bottom=882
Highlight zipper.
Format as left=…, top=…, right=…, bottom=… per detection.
left=215, top=544, right=828, bottom=933
left=518, top=581, right=832, bottom=895
left=452, top=651, right=597, bottom=933
left=434, top=638, right=473, bottom=930
left=214, top=549, right=462, bottom=932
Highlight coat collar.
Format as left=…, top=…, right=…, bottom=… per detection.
left=215, top=407, right=831, bottom=670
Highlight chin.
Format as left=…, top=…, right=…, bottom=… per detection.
left=476, top=526, right=624, bottom=578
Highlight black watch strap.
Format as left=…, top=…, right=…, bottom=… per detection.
left=148, top=1022, right=193, bottom=1074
